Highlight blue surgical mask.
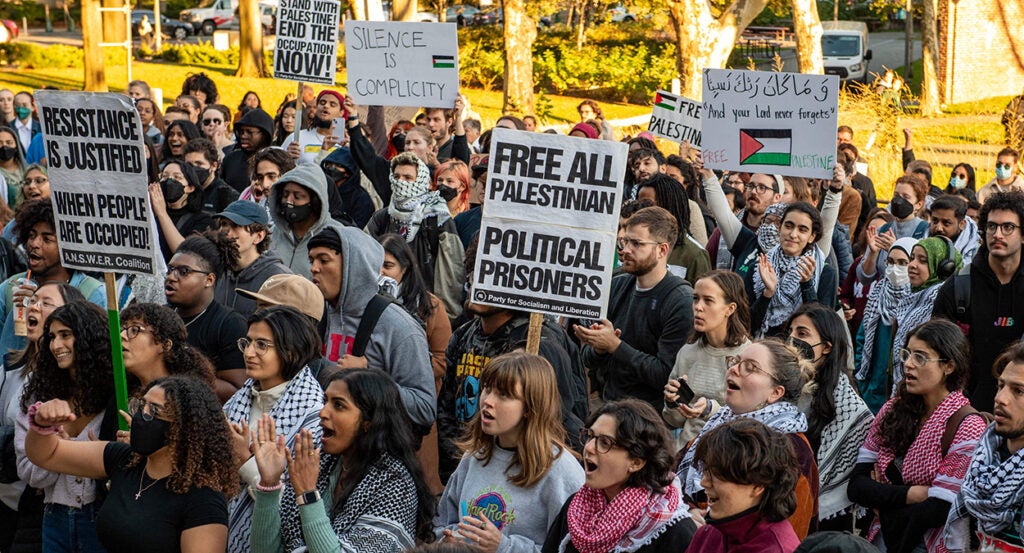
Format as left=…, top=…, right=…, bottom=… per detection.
left=997, top=166, right=1014, bottom=181
left=949, top=176, right=966, bottom=190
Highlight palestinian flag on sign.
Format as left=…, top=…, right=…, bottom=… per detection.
left=433, top=55, right=455, bottom=69
left=740, top=129, right=792, bottom=166
left=654, top=91, right=677, bottom=112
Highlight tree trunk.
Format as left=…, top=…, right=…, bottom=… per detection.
left=501, top=0, right=536, bottom=115
left=82, top=0, right=107, bottom=91
left=393, top=0, right=417, bottom=21
left=101, top=0, right=128, bottom=43
left=919, top=0, right=941, bottom=116
left=352, top=0, right=366, bottom=21
left=791, top=0, right=824, bottom=73
left=668, top=0, right=768, bottom=99
left=236, top=0, right=269, bottom=77
left=575, top=0, right=587, bottom=50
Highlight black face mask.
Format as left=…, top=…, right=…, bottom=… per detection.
left=323, top=166, right=348, bottom=185
left=391, top=134, right=405, bottom=152
left=283, top=203, right=314, bottom=224
left=191, top=166, right=210, bottom=186
left=129, top=410, right=172, bottom=456
left=0, top=146, right=16, bottom=162
left=788, top=336, right=821, bottom=363
left=438, top=185, right=459, bottom=202
left=889, top=195, right=914, bottom=219
left=160, top=178, right=186, bottom=204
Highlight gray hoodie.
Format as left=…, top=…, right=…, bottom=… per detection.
left=214, top=251, right=292, bottom=318
left=269, top=164, right=348, bottom=278
left=321, top=225, right=436, bottom=428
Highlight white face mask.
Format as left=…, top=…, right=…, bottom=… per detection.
left=885, top=264, right=910, bottom=288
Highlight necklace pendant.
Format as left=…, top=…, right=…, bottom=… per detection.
left=135, top=491, right=141, bottom=500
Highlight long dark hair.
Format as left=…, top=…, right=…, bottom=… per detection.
left=246, top=305, right=321, bottom=381
left=878, top=319, right=970, bottom=456
left=638, top=174, right=692, bottom=241
left=326, top=369, right=435, bottom=543
left=120, top=303, right=216, bottom=390
left=21, top=302, right=112, bottom=415
left=10, top=283, right=86, bottom=367
left=786, top=303, right=849, bottom=451
left=378, top=233, right=435, bottom=320
left=159, top=120, right=201, bottom=161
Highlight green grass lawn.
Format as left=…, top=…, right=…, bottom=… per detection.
left=0, top=59, right=652, bottom=126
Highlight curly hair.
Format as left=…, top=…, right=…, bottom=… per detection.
left=21, top=302, right=112, bottom=415
left=120, top=303, right=216, bottom=390
left=979, top=191, right=1024, bottom=251
left=181, top=72, right=219, bottom=105
left=10, top=283, right=86, bottom=368
left=693, top=418, right=798, bottom=522
left=587, top=399, right=675, bottom=493
left=457, top=352, right=573, bottom=488
left=639, top=174, right=692, bottom=242
left=250, top=146, right=296, bottom=179
left=878, top=319, right=970, bottom=456
left=176, top=229, right=239, bottom=280
left=246, top=305, right=321, bottom=381
left=14, top=198, right=54, bottom=247
left=577, top=99, right=604, bottom=120
left=131, top=376, right=237, bottom=496
left=786, top=304, right=849, bottom=451
left=326, top=369, right=436, bottom=543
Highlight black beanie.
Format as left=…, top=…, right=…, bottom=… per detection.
left=307, top=227, right=343, bottom=254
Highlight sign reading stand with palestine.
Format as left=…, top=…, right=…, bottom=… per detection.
left=700, top=68, right=840, bottom=179
left=648, top=90, right=702, bottom=146
left=470, top=128, right=626, bottom=320
left=345, top=21, right=460, bottom=107
left=34, top=91, right=158, bottom=276
left=273, top=0, right=341, bottom=85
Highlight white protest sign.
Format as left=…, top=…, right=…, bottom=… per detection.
left=345, top=21, right=459, bottom=108
left=273, top=0, right=341, bottom=85
left=470, top=128, right=626, bottom=319
left=648, top=90, right=702, bottom=146
left=35, top=91, right=157, bottom=276
left=701, top=68, right=840, bottom=179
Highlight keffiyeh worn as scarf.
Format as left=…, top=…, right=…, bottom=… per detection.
left=756, top=203, right=789, bottom=253
left=752, top=244, right=825, bottom=336
left=564, top=477, right=690, bottom=553
left=679, top=402, right=808, bottom=499
left=817, top=376, right=874, bottom=520
left=889, top=283, right=944, bottom=392
left=944, top=424, right=1024, bottom=552
left=855, top=274, right=912, bottom=381
left=388, top=158, right=451, bottom=242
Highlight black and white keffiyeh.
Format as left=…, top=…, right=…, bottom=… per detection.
left=224, top=366, right=324, bottom=553
left=855, top=275, right=911, bottom=381
left=387, top=158, right=450, bottom=242
left=890, top=283, right=943, bottom=393
left=817, top=375, right=874, bottom=520
left=678, top=401, right=808, bottom=498
left=944, top=424, right=1024, bottom=552
left=752, top=244, right=825, bottom=336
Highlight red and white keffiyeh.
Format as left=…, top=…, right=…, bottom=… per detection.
left=566, top=479, right=687, bottom=553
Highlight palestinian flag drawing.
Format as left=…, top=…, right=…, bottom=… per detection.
left=654, top=92, right=677, bottom=111
left=432, top=55, right=456, bottom=69
left=739, top=129, right=792, bottom=166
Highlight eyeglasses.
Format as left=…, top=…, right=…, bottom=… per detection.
left=743, top=183, right=777, bottom=195
left=580, top=429, right=618, bottom=454
left=238, top=337, right=275, bottom=356
left=21, top=177, right=47, bottom=188
left=121, top=325, right=154, bottom=340
left=166, top=265, right=212, bottom=279
left=128, top=398, right=167, bottom=422
left=897, top=348, right=947, bottom=366
left=985, top=222, right=1020, bottom=235
left=25, top=296, right=58, bottom=309
left=617, top=237, right=662, bottom=250
left=726, top=356, right=778, bottom=380
left=202, top=118, right=223, bottom=126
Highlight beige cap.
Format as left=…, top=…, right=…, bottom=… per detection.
left=237, top=274, right=325, bottom=322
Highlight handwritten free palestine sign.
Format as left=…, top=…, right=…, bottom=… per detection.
left=700, top=69, right=839, bottom=180
left=345, top=21, right=460, bottom=108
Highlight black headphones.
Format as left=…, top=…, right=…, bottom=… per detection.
left=935, top=235, right=959, bottom=280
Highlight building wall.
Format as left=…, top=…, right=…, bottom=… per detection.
left=938, top=0, right=1024, bottom=105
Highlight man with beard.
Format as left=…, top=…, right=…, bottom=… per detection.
left=929, top=194, right=980, bottom=265
left=706, top=172, right=784, bottom=270
left=220, top=108, right=274, bottom=192
left=283, top=90, right=347, bottom=166
left=934, top=191, right=1024, bottom=412
left=574, top=206, right=694, bottom=412
left=945, top=341, right=1024, bottom=551
left=0, top=200, right=106, bottom=355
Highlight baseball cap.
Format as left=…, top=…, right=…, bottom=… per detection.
left=216, top=200, right=269, bottom=226
left=237, top=274, right=324, bottom=321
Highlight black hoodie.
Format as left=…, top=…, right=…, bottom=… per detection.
left=220, top=108, right=274, bottom=192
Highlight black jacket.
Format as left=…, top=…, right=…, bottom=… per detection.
left=220, top=109, right=274, bottom=192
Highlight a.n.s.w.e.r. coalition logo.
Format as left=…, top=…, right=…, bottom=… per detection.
left=468, top=485, right=517, bottom=530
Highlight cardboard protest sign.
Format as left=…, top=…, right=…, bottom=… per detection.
left=648, top=90, right=702, bottom=146
left=34, top=91, right=158, bottom=276
left=701, top=68, right=840, bottom=179
left=273, top=0, right=341, bottom=85
left=345, top=21, right=459, bottom=107
left=470, top=128, right=626, bottom=319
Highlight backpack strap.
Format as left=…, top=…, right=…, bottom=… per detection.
left=954, top=265, right=971, bottom=320
left=351, top=294, right=395, bottom=358
left=941, top=404, right=992, bottom=457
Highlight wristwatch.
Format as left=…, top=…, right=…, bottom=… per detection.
left=296, top=490, right=321, bottom=506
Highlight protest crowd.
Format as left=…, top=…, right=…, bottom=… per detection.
left=0, top=58, right=1024, bottom=553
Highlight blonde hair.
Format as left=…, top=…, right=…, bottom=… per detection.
left=456, top=351, right=572, bottom=488
left=406, top=125, right=439, bottom=168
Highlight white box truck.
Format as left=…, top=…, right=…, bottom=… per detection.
left=821, top=21, right=872, bottom=83
left=180, top=0, right=277, bottom=36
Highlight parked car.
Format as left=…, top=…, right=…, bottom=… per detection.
left=446, top=4, right=480, bottom=25
left=471, top=7, right=501, bottom=25
left=132, top=10, right=192, bottom=40
left=606, top=4, right=636, bottom=22
left=416, top=11, right=439, bottom=22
